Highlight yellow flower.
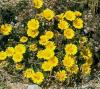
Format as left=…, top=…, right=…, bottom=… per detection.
left=56, top=70, right=67, bottom=82
left=67, top=64, right=79, bottom=74
left=20, top=36, right=28, bottom=43
left=15, top=44, right=26, bottom=54
left=15, top=63, right=24, bottom=70
left=33, top=0, right=43, bottom=9
left=37, top=50, right=44, bottom=59
left=31, top=72, right=44, bottom=84
left=6, top=47, right=15, bottom=57
left=0, top=51, right=7, bottom=61
left=42, top=48, right=54, bottom=60
left=37, top=48, right=55, bottom=60
left=27, top=29, right=39, bottom=38
left=73, top=18, right=83, bottom=29
left=75, top=11, right=82, bottom=17
left=56, top=13, right=65, bottom=20
left=79, top=36, right=88, bottom=43
left=0, top=24, right=13, bottom=35
left=65, top=44, right=77, bottom=55
left=64, top=28, right=75, bottom=39
left=45, top=31, right=54, bottom=39
left=48, top=56, right=58, bottom=67
left=45, top=41, right=56, bottom=50
left=27, top=19, right=39, bottom=30
left=42, top=61, right=53, bottom=71
left=81, top=63, right=91, bottom=76
left=42, top=8, right=55, bottom=21
left=81, top=48, right=92, bottom=59
left=12, top=53, right=23, bottom=62
left=65, top=11, right=76, bottom=21
left=58, top=20, right=69, bottom=30
left=85, top=49, right=92, bottom=58
left=63, top=55, right=75, bottom=68
left=39, top=35, right=49, bottom=45
left=29, top=44, right=38, bottom=51
left=24, top=68, right=34, bottom=78
left=37, top=49, right=55, bottom=60
left=86, top=58, right=93, bottom=66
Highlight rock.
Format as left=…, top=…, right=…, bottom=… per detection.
left=27, top=85, right=42, bottom=89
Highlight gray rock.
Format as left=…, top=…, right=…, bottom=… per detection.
left=28, top=85, right=42, bottom=89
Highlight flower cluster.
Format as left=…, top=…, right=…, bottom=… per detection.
left=37, top=30, right=58, bottom=71
left=24, top=68, right=44, bottom=84
left=27, top=19, right=39, bottom=38
left=0, top=0, right=94, bottom=85
left=0, top=44, right=26, bottom=63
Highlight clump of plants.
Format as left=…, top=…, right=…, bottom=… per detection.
left=0, top=0, right=96, bottom=87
